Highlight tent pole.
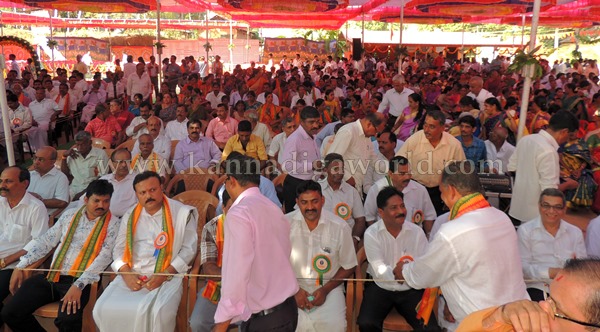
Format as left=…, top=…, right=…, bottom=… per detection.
left=50, top=11, right=54, bottom=72
left=229, top=18, right=233, bottom=72
left=361, top=12, right=364, bottom=49
left=398, top=0, right=404, bottom=74
left=246, top=24, right=249, bottom=63
left=520, top=14, right=525, bottom=47
left=461, top=28, right=464, bottom=64
left=0, top=55, right=15, bottom=165
left=517, top=0, right=541, bottom=142
left=156, top=0, right=161, bottom=93
left=206, top=10, right=209, bottom=66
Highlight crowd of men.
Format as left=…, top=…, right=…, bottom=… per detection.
left=0, top=50, right=599, bottom=332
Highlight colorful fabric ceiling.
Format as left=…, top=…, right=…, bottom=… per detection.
left=13, top=0, right=156, bottom=12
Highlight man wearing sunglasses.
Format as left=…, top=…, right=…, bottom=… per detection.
left=456, top=258, right=600, bottom=332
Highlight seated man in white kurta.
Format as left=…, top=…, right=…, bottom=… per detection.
left=286, top=180, right=356, bottom=332
left=93, top=171, right=198, bottom=332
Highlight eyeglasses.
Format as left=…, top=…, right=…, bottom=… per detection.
left=543, top=286, right=600, bottom=329
left=540, top=203, right=565, bottom=211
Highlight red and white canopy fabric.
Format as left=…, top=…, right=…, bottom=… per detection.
left=0, top=0, right=598, bottom=28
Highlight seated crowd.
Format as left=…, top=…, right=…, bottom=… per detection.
left=0, top=51, right=599, bottom=332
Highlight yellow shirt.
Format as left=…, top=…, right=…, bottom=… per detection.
left=222, top=134, right=268, bottom=161
left=397, top=130, right=466, bottom=188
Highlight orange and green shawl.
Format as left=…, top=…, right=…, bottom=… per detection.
left=47, top=206, right=112, bottom=282
left=131, top=152, right=160, bottom=173
left=123, top=196, right=174, bottom=273
left=416, top=192, right=490, bottom=325
left=202, top=214, right=225, bottom=303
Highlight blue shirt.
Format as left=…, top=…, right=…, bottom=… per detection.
left=456, top=135, right=487, bottom=169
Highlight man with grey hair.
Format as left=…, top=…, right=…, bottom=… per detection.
left=244, top=109, right=272, bottom=151
left=457, top=258, right=600, bottom=332
left=517, top=188, right=587, bottom=302
left=466, top=76, right=494, bottom=110
left=377, top=74, right=414, bottom=131
left=61, top=131, right=109, bottom=200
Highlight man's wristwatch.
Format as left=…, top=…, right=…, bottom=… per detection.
left=74, top=281, right=86, bottom=291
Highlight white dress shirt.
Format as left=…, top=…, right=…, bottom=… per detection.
left=586, top=216, right=600, bottom=256
left=377, top=87, right=414, bottom=117
left=467, top=88, right=495, bottom=111
left=205, top=91, right=226, bottom=109
left=484, top=139, right=515, bottom=174
left=76, top=173, right=137, bottom=218
left=131, top=134, right=171, bottom=161
left=252, top=122, right=272, bottom=151
left=268, top=132, right=287, bottom=165
left=29, top=98, right=58, bottom=125
left=126, top=72, right=152, bottom=101
left=508, top=130, right=560, bottom=222
left=518, top=216, right=587, bottom=291
left=364, top=219, right=427, bottom=291
left=125, top=116, right=163, bottom=139
left=67, top=147, right=109, bottom=197
left=318, top=178, right=365, bottom=229
left=29, top=167, right=70, bottom=214
left=165, top=118, right=189, bottom=141
left=0, top=193, right=49, bottom=268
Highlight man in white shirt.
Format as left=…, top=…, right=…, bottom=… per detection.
left=319, top=153, right=366, bottom=249
left=205, top=83, right=226, bottom=110
left=518, top=188, right=587, bottom=302
left=28, top=88, right=60, bottom=152
left=290, top=84, right=313, bottom=107
left=466, top=76, right=495, bottom=110
left=126, top=63, right=152, bottom=103
left=244, top=110, right=272, bottom=151
left=256, top=82, right=280, bottom=106
left=28, top=146, right=69, bottom=216
left=327, top=113, right=386, bottom=196
left=4, top=179, right=118, bottom=332
left=287, top=180, right=356, bottom=332
left=165, top=105, right=189, bottom=141
left=377, top=74, right=414, bottom=131
left=121, top=55, right=136, bottom=83
left=508, top=111, right=579, bottom=223
left=357, top=186, right=436, bottom=331
left=5, top=94, right=32, bottom=133
left=363, top=130, right=397, bottom=194
left=93, top=171, right=198, bottom=332
left=484, top=126, right=515, bottom=174
left=398, top=161, right=529, bottom=324
left=587, top=215, right=600, bottom=257
left=61, top=131, right=109, bottom=200
left=268, top=117, right=295, bottom=173
left=126, top=102, right=162, bottom=140
left=67, top=76, right=83, bottom=106
left=0, top=166, right=49, bottom=328
left=131, top=134, right=169, bottom=182
left=131, top=116, right=171, bottom=161
left=9, top=54, right=20, bottom=79
left=147, top=55, right=160, bottom=97
left=364, top=156, right=437, bottom=235
left=81, top=81, right=107, bottom=123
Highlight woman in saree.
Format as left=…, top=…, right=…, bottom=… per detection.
left=525, top=95, right=551, bottom=134
left=258, top=92, right=284, bottom=132
left=585, top=107, right=600, bottom=213
left=559, top=131, right=597, bottom=209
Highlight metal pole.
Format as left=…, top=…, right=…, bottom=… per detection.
left=461, top=29, right=465, bottom=64
left=398, top=1, right=404, bottom=74
left=0, top=55, right=15, bottom=165
left=361, top=12, right=365, bottom=49
left=229, top=18, right=233, bottom=72
left=156, top=0, right=162, bottom=90
left=520, top=14, right=525, bottom=47
left=1, top=12, right=4, bottom=55
left=206, top=10, right=209, bottom=70
left=50, top=11, right=54, bottom=72
left=517, top=0, right=541, bottom=142
left=246, top=24, right=249, bottom=63
left=554, top=28, right=559, bottom=49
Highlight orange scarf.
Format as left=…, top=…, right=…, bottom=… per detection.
left=123, top=196, right=174, bottom=273
left=131, top=152, right=160, bottom=173
left=55, top=93, right=70, bottom=115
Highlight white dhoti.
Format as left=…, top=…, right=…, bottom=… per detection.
left=93, top=275, right=183, bottom=332
left=81, top=104, right=96, bottom=123
left=27, top=122, right=49, bottom=152
left=296, top=287, right=346, bottom=332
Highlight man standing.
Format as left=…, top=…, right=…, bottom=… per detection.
left=517, top=188, right=587, bottom=301
left=205, top=103, right=239, bottom=150
left=93, top=171, right=198, bottom=332
left=358, top=187, right=437, bottom=331
left=281, top=106, right=322, bottom=212
left=327, top=112, right=386, bottom=195
left=146, top=55, right=160, bottom=98
left=74, top=55, right=88, bottom=76
left=61, top=131, right=109, bottom=200
left=508, top=111, right=579, bottom=223
left=287, top=180, right=356, bottom=331
left=173, top=119, right=222, bottom=173
left=214, top=155, right=298, bottom=331
left=319, top=153, right=366, bottom=249
left=28, top=88, right=59, bottom=152
left=165, top=104, right=189, bottom=141
left=131, top=116, right=171, bottom=161
left=9, top=54, right=20, bottom=79
left=377, top=74, right=414, bottom=131
left=0, top=166, right=49, bottom=329
left=127, top=63, right=152, bottom=103
left=28, top=146, right=70, bottom=216
left=314, top=109, right=355, bottom=148
left=122, top=55, right=136, bottom=83
left=398, top=161, right=529, bottom=324
left=397, top=110, right=466, bottom=215
left=3, top=180, right=118, bottom=332
left=165, top=55, right=182, bottom=92
left=364, top=156, right=437, bottom=235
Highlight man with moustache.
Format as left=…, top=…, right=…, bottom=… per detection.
left=28, top=87, right=60, bottom=152
left=61, top=131, right=109, bottom=200
left=28, top=146, right=70, bottom=216
left=3, top=180, right=119, bottom=332
left=377, top=74, right=414, bottom=131
left=126, top=102, right=163, bottom=140
left=131, top=116, right=170, bottom=161
left=286, top=180, right=357, bottom=331
left=397, top=161, right=529, bottom=325
left=205, top=103, right=239, bottom=150
left=165, top=104, right=189, bottom=141
left=357, top=186, right=437, bottom=331
left=0, top=166, right=49, bottom=329
left=173, top=119, right=222, bottom=173
left=363, top=130, right=399, bottom=195
left=364, top=156, right=436, bottom=235
left=131, top=134, right=168, bottom=182
left=281, top=106, right=323, bottom=212
left=93, top=171, right=198, bottom=332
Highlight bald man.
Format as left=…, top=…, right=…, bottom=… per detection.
left=28, top=146, right=70, bottom=216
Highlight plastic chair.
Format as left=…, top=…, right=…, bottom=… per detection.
left=169, top=140, right=179, bottom=162
left=165, top=168, right=219, bottom=197
left=91, top=138, right=111, bottom=150
left=115, top=138, right=136, bottom=152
